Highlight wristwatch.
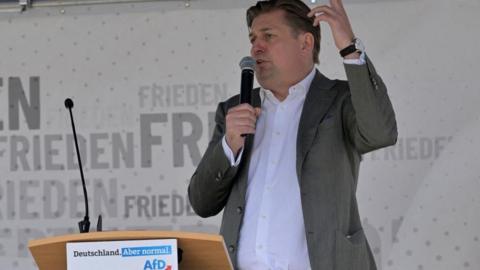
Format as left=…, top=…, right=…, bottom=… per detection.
left=339, top=38, right=365, bottom=58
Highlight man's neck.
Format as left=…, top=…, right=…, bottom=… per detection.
left=271, top=65, right=315, bottom=101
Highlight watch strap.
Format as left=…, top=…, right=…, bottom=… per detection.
left=339, top=44, right=358, bottom=57
left=339, top=38, right=364, bottom=57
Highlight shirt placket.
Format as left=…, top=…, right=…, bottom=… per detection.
left=255, top=98, right=290, bottom=259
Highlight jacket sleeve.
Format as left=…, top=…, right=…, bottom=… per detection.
left=342, top=55, right=398, bottom=154
left=188, top=101, right=241, bottom=217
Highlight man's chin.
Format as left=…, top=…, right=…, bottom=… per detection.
left=257, top=79, right=274, bottom=91
left=256, top=72, right=274, bottom=86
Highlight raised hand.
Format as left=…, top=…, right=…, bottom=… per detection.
left=308, top=0, right=355, bottom=52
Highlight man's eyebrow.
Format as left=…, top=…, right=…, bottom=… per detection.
left=249, top=27, right=274, bottom=38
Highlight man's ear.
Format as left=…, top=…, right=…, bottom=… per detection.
left=302, top=32, right=314, bottom=51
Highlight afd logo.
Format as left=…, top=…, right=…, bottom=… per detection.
left=143, top=259, right=172, bottom=270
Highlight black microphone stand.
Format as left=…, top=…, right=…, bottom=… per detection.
left=65, top=98, right=102, bottom=233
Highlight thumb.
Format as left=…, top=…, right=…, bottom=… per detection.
left=255, top=107, right=262, bottom=117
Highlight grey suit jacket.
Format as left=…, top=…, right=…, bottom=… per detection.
left=188, top=56, right=397, bottom=270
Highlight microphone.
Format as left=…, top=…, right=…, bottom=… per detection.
left=239, top=56, right=256, bottom=137
left=239, top=56, right=256, bottom=105
left=65, top=98, right=102, bottom=233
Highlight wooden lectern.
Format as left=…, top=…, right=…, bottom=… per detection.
left=28, top=231, right=233, bottom=270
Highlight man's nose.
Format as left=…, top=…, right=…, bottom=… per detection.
left=251, top=40, right=265, bottom=56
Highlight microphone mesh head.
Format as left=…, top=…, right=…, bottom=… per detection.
left=64, top=98, right=74, bottom=109
left=239, top=56, right=256, bottom=71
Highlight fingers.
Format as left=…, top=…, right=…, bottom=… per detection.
left=308, top=1, right=345, bottom=16
left=308, top=5, right=334, bottom=18
left=225, top=104, right=261, bottom=154
left=228, top=103, right=255, bottom=112
left=308, top=5, right=336, bottom=27
left=308, top=2, right=355, bottom=50
left=226, top=104, right=260, bottom=136
left=227, top=104, right=258, bottom=125
left=227, top=103, right=257, bottom=113
left=329, top=0, right=345, bottom=11
left=227, top=104, right=261, bottom=117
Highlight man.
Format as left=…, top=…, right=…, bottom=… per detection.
left=188, top=0, right=397, bottom=269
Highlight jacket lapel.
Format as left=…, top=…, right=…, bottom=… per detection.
left=296, top=71, right=337, bottom=179
left=252, top=88, right=262, bottom=108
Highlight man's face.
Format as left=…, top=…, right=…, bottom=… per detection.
left=249, top=10, right=307, bottom=92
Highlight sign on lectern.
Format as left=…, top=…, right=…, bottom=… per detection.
left=67, top=239, right=179, bottom=270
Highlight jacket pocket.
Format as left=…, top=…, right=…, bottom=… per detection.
left=335, top=229, right=370, bottom=270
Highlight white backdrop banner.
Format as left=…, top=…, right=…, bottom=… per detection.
left=0, top=0, right=479, bottom=269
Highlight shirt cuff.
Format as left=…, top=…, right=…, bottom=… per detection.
left=222, top=136, right=243, bottom=167
left=343, top=51, right=366, bottom=65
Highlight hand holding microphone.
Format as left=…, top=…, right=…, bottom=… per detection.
left=225, top=57, right=260, bottom=156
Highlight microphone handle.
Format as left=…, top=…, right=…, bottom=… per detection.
left=240, top=69, right=254, bottom=104
left=240, top=69, right=254, bottom=138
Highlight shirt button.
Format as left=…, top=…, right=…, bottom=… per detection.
left=275, top=131, right=280, bottom=136
left=228, top=245, right=235, bottom=253
left=236, top=206, right=243, bottom=214
left=257, top=245, right=263, bottom=250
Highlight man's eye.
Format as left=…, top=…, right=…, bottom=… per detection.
left=264, top=33, right=275, bottom=41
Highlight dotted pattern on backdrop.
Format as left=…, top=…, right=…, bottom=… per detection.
left=0, top=0, right=480, bottom=269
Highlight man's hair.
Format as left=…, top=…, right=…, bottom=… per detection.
left=247, top=0, right=321, bottom=64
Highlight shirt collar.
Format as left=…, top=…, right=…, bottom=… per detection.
left=261, top=67, right=316, bottom=103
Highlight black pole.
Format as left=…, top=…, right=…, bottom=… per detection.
left=65, top=98, right=90, bottom=233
